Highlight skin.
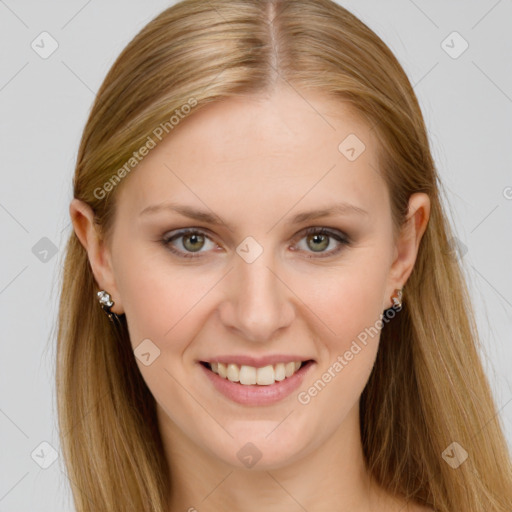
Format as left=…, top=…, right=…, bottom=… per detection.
left=71, top=83, right=432, bottom=511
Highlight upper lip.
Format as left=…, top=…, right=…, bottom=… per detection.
left=199, top=354, right=314, bottom=367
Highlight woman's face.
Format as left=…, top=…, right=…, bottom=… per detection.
left=78, top=84, right=428, bottom=470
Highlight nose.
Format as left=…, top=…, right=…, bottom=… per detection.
left=218, top=247, right=295, bottom=343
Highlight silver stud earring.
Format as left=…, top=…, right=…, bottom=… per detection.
left=97, top=290, right=121, bottom=324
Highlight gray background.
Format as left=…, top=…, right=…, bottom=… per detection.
left=1, top=1, right=511, bottom=510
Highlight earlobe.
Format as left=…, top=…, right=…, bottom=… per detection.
left=69, top=199, right=124, bottom=314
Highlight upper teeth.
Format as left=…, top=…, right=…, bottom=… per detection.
left=210, top=361, right=302, bottom=386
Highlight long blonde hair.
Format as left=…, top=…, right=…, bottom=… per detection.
left=56, top=0, right=512, bottom=510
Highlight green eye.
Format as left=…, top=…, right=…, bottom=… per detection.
left=306, top=232, right=330, bottom=252
left=181, top=233, right=206, bottom=252
left=162, top=229, right=216, bottom=258
left=295, top=227, right=349, bottom=258
left=161, top=227, right=350, bottom=259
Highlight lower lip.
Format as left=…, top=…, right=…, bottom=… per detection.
left=199, top=361, right=315, bottom=406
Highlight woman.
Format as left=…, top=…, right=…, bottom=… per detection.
left=57, top=0, right=512, bottom=510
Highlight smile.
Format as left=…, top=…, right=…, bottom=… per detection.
left=204, top=361, right=304, bottom=385
left=199, top=360, right=316, bottom=406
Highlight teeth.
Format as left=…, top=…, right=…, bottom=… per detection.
left=208, top=361, right=305, bottom=386
left=256, top=365, right=273, bottom=385
left=227, top=363, right=239, bottom=382
left=274, top=363, right=286, bottom=381
left=218, top=362, right=227, bottom=379
left=239, top=365, right=257, bottom=385
left=285, top=362, right=294, bottom=377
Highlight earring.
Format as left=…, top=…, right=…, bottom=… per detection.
left=391, top=288, right=403, bottom=310
left=97, top=290, right=121, bottom=325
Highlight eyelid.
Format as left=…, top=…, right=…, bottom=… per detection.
left=295, top=226, right=349, bottom=244
left=161, top=228, right=219, bottom=259
left=161, top=225, right=350, bottom=259
left=291, top=226, right=350, bottom=258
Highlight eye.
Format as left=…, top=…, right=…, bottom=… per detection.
left=161, top=228, right=217, bottom=259
left=160, top=226, right=350, bottom=259
left=292, top=227, right=350, bottom=258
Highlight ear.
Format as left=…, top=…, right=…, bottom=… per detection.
left=384, top=192, right=430, bottom=310
left=69, top=198, right=124, bottom=315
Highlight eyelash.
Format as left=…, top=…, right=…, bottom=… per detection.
left=160, top=227, right=350, bottom=260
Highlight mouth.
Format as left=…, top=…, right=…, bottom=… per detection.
left=198, top=358, right=316, bottom=405
left=199, top=359, right=315, bottom=386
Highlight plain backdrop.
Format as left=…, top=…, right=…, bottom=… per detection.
left=0, top=1, right=511, bottom=510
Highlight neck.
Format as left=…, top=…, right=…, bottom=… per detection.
left=158, top=402, right=397, bottom=512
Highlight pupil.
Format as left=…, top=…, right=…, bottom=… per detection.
left=184, top=234, right=204, bottom=252
left=309, top=234, right=328, bottom=252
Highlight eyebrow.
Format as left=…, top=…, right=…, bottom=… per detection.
left=139, top=201, right=368, bottom=227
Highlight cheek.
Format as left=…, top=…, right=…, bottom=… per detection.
left=112, top=244, right=189, bottom=346
left=295, top=272, right=385, bottom=428
left=293, top=258, right=388, bottom=406
left=120, top=273, right=205, bottom=347
left=114, top=252, right=234, bottom=373
left=298, top=259, right=388, bottom=348
left=115, top=237, right=389, bottom=365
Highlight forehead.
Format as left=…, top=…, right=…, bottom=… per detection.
left=115, top=85, right=388, bottom=224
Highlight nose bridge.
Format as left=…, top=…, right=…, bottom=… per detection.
left=222, top=238, right=294, bottom=342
